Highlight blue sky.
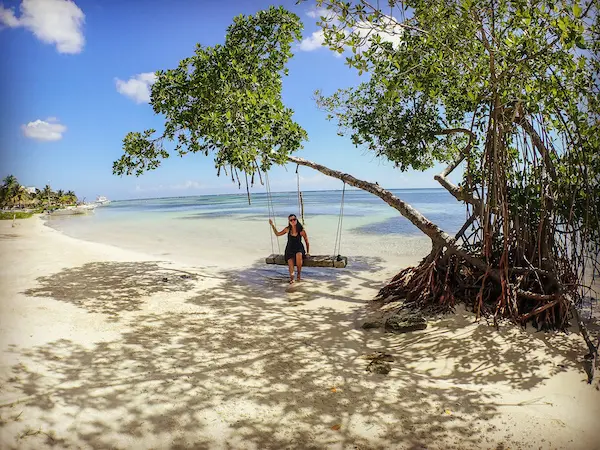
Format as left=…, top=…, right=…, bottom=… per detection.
left=0, top=0, right=451, bottom=201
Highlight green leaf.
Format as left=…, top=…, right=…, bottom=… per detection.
left=557, top=17, right=567, bottom=32
left=114, top=6, right=307, bottom=181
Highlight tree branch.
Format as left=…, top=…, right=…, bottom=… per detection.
left=432, top=128, right=484, bottom=211
left=517, top=298, right=560, bottom=322
left=288, top=155, right=499, bottom=281
left=514, top=109, right=558, bottom=181
left=288, top=155, right=453, bottom=245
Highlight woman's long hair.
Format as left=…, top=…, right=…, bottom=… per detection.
left=288, top=214, right=303, bottom=233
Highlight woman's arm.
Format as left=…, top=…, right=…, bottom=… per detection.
left=269, top=219, right=288, bottom=237
left=275, top=227, right=288, bottom=237
left=301, top=230, right=310, bottom=255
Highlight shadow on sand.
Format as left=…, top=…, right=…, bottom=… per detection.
left=1, top=259, right=592, bottom=449
left=22, top=262, right=199, bottom=319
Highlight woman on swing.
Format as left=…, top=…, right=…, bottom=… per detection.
left=269, top=214, right=310, bottom=284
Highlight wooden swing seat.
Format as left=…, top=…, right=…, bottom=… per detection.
left=265, top=254, right=348, bottom=268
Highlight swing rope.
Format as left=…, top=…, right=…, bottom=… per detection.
left=265, top=170, right=280, bottom=255
left=332, top=182, right=346, bottom=260
left=295, top=165, right=304, bottom=226
left=265, top=167, right=347, bottom=267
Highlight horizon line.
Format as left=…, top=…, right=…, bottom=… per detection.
left=113, top=187, right=446, bottom=202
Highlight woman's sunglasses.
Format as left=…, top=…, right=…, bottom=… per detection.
left=289, top=218, right=297, bottom=222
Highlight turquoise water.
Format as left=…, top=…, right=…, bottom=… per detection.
left=45, top=189, right=467, bottom=268
left=51, top=188, right=467, bottom=236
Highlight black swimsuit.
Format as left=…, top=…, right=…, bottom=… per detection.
left=285, top=229, right=306, bottom=262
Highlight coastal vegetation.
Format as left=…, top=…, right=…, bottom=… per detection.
left=0, top=174, right=79, bottom=215
left=0, top=211, right=33, bottom=220
left=113, top=0, right=599, bottom=368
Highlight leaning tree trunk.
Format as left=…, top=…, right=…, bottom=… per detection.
left=287, top=154, right=599, bottom=382
left=288, top=156, right=452, bottom=245
left=287, top=156, right=493, bottom=275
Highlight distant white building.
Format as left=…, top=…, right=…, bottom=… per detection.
left=25, top=186, right=37, bottom=194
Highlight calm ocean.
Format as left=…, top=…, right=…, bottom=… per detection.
left=49, top=188, right=466, bottom=235
left=45, top=189, right=467, bottom=268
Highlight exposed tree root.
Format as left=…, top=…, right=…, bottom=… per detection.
left=376, top=249, right=599, bottom=382
left=376, top=249, right=572, bottom=331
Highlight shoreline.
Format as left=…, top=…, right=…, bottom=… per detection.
left=102, top=186, right=451, bottom=203
left=1, top=216, right=599, bottom=449
left=43, top=209, right=435, bottom=272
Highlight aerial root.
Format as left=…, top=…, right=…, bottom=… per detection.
left=375, top=251, right=574, bottom=331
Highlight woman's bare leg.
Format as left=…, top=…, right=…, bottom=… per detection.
left=295, top=252, right=303, bottom=281
left=287, top=258, right=295, bottom=283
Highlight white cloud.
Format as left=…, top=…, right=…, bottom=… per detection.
left=354, top=16, right=405, bottom=51
left=0, top=5, right=19, bottom=27
left=115, top=72, right=157, bottom=104
left=298, top=29, right=343, bottom=58
left=299, top=7, right=338, bottom=54
left=0, top=0, right=85, bottom=54
left=299, top=6, right=404, bottom=56
left=299, top=30, right=325, bottom=52
left=21, top=117, right=67, bottom=141
left=306, top=7, right=335, bottom=20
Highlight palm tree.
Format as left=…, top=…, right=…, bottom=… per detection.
left=1, top=175, right=20, bottom=208
left=56, top=189, right=65, bottom=205
left=65, top=190, right=78, bottom=205
left=10, top=186, right=30, bottom=209
left=2, top=175, right=18, bottom=190
left=0, top=188, right=7, bottom=208
left=41, top=185, right=54, bottom=208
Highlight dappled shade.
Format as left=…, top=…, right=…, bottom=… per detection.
left=5, top=261, right=590, bottom=448
left=23, top=262, right=198, bottom=319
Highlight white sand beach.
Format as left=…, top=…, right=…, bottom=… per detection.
left=1, top=216, right=599, bottom=450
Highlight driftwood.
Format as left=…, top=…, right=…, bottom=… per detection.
left=265, top=254, right=347, bottom=268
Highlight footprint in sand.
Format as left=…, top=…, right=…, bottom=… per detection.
left=285, top=279, right=309, bottom=292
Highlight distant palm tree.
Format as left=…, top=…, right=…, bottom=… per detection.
left=1, top=175, right=20, bottom=208
left=41, top=185, right=54, bottom=207
left=10, top=186, right=30, bottom=208
left=65, top=190, right=78, bottom=205
left=2, top=175, right=18, bottom=190
left=56, top=189, right=65, bottom=205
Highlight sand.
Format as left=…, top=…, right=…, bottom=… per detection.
left=0, top=216, right=599, bottom=450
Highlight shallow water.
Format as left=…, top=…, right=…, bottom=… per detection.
left=46, top=189, right=466, bottom=269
